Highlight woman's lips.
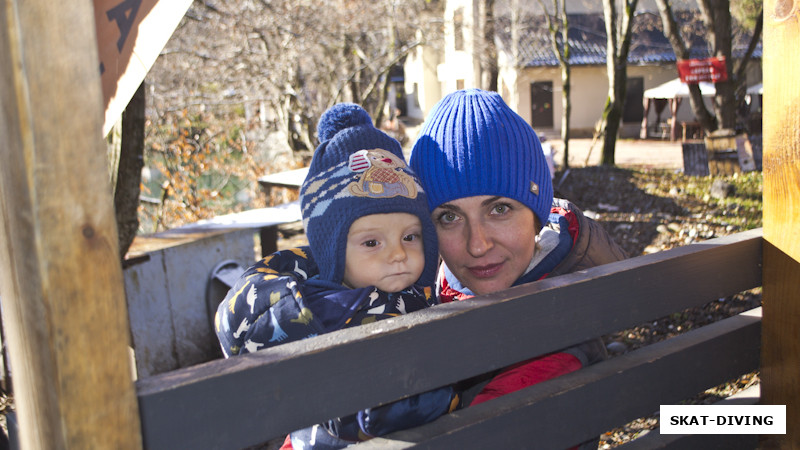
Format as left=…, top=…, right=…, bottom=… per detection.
left=467, top=262, right=503, bottom=278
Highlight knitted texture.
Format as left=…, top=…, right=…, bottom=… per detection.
left=409, top=89, right=554, bottom=228
left=300, top=103, right=438, bottom=286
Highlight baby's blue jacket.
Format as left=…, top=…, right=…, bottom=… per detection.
left=215, top=247, right=456, bottom=448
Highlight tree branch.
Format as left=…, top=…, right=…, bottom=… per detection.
left=734, top=10, right=763, bottom=81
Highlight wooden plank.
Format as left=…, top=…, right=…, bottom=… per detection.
left=135, top=230, right=762, bottom=449
left=0, top=1, right=142, bottom=448
left=125, top=201, right=301, bottom=257
left=705, top=133, right=740, bottom=176
left=258, top=167, right=309, bottom=205
left=124, top=228, right=255, bottom=378
left=735, top=134, right=756, bottom=172
left=95, top=0, right=193, bottom=135
left=761, top=1, right=800, bottom=447
left=761, top=243, right=800, bottom=447
left=621, top=384, right=760, bottom=449
left=763, top=0, right=800, bottom=262
left=681, top=142, right=710, bottom=176
left=257, top=167, right=309, bottom=190
left=358, top=308, right=761, bottom=449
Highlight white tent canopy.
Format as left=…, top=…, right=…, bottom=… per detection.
left=747, top=82, right=763, bottom=95
left=644, top=78, right=717, bottom=99
left=641, top=78, right=762, bottom=140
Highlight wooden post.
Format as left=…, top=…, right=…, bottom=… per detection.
left=704, top=130, right=741, bottom=176
left=0, top=1, right=142, bottom=448
left=761, top=0, right=800, bottom=447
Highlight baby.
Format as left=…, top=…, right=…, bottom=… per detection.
left=215, top=103, right=456, bottom=449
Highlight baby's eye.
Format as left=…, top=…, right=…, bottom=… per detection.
left=403, top=233, right=421, bottom=242
left=362, top=239, right=379, bottom=248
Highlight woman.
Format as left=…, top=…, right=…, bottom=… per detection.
left=409, top=88, right=628, bottom=408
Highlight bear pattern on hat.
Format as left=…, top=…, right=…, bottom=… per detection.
left=301, top=149, right=423, bottom=228
left=348, top=149, right=418, bottom=199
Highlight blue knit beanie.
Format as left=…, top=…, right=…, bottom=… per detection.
left=409, top=89, right=554, bottom=228
left=301, top=103, right=439, bottom=287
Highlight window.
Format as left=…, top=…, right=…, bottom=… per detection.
left=531, top=82, right=554, bottom=128
left=623, top=77, right=644, bottom=123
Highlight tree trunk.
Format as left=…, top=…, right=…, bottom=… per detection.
left=654, top=0, right=717, bottom=132
left=600, top=0, right=638, bottom=166
left=561, top=63, right=571, bottom=168
left=601, top=97, right=621, bottom=166
left=115, top=82, right=146, bottom=258
left=479, top=0, right=498, bottom=91
left=700, top=0, right=737, bottom=129
left=655, top=0, right=761, bottom=134
left=537, top=0, right=572, bottom=168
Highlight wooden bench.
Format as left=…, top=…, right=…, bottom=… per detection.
left=135, top=228, right=763, bottom=449
left=122, top=201, right=301, bottom=378
left=258, top=167, right=309, bottom=205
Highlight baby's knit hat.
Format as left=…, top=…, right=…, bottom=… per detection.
left=409, top=89, right=554, bottom=228
left=300, top=103, right=439, bottom=287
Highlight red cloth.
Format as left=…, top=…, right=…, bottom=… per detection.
left=470, top=352, right=582, bottom=406
left=280, top=435, right=292, bottom=449
left=438, top=278, right=466, bottom=303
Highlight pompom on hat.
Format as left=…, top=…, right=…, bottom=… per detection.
left=409, top=89, right=554, bottom=228
left=300, top=103, right=439, bottom=287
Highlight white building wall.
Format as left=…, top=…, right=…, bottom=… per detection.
left=408, top=0, right=757, bottom=138
left=511, top=64, right=729, bottom=138
left=438, top=0, right=480, bottom=92
left=404, top=42, right=443, bottom=121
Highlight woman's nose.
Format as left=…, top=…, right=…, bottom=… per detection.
left=466, top=222, right=492, bottom=257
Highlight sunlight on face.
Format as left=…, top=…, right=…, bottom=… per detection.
left=432, top=196, right=539, bottom=295
left=343, top=213, right=426, bottom=292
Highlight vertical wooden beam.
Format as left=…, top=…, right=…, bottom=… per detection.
left=761, top=0, right=800, bottom=447
left=0, top=1, right=142, bottom=448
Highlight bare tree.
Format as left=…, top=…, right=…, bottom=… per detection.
left=654, top=0, right=762, bottom=133
left=148, top=0, right=443, bottom=155
left=114, top=84, right=146, bottom=257
left=478, top=0, right=499, bottom=91
left=599, top=0, right=639, bottom=166
left=536, top=0, right=572, bottom=168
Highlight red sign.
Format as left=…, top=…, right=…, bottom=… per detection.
left=677, top=57, right=728, bottom=84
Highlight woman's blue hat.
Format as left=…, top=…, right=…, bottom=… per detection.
left=300, top=103, right=439, bottom=287
left=409, top=89, right=554, bottom=228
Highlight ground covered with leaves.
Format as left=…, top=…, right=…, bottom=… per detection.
left=553, top=166, right=763, bottom=447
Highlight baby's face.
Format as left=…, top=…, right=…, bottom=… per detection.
left=343, top=213, right=425, bottom=292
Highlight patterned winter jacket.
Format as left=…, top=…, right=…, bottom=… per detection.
left=215, top=247, right=457, bottom=449
left=438, top=198, right=628, bottom=407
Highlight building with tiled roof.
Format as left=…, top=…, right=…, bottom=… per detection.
left=403, top=1, right=761, bottom=139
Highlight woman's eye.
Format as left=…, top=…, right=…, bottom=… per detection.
left=437, top=211, right=458, bottom=224
left=491, top=203, right=511, bottom=215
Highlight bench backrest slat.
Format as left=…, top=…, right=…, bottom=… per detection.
left=357, top=308, right=761, bottom=449
left=136, top=229, right=762, bottom=449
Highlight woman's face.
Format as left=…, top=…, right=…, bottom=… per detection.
left=432, top=196, right=539, bottom=296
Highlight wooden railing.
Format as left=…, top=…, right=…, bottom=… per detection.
left=4, top=1, right=797, bottom=448
left=135, top=228, right=763, bottom=449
